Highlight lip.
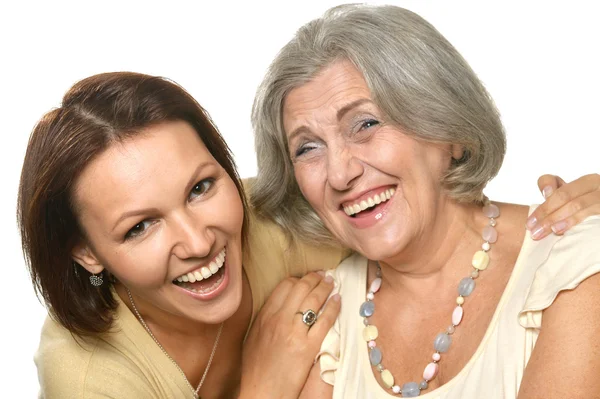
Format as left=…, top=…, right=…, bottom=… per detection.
left=173, top=256, right=230, bottom=301
left=339, top=185, right=396, bottom=208
left=342, top=187, right=396, bottom=229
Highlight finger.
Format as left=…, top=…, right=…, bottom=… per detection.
left=529, top=192, right=600, bottom=239
left=307, top=293, right=341, bottom=340
left=281, top=272, right=324, bottom=314
left=537, top=174, right=561, bottom=199
left=527, top=174, right=600, bottom=232
left=294, top=275, right=336, bottom=325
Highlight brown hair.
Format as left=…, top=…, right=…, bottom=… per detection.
left=17, top=72, right=249, bottom=337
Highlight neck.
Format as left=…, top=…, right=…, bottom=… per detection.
left=377, top=200, right=486, bottom=296
left=115, top=283, right=221, bottom=338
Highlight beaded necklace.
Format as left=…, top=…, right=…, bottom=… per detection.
left=360, top=203, right=500, bottom=397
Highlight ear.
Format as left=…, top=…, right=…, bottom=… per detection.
left=72, top=242, right=104, bottom=275
left=451, top=144, right=464, bottom=161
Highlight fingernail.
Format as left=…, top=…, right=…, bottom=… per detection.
left=526, top=216, right=537, bottom=230
left=531, top=225, right=545, bottom=239
left=316, top=270, right=325, bottom=276
left=324, top=275, right=333, bottom=283
left=332, top=293, right=341, bottom=302
left=551, top=220, right=568, bottom=234
left=542, top=186, right=553, bottom=199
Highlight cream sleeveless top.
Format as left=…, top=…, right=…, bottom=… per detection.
left=319, top=213, right=600, bottom=398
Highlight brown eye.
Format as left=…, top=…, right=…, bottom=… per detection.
left=125, top=220, right=151, bottom=240
left=190, top=178, right=214, bottom=199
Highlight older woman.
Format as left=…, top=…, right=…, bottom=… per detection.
left=250, top=4, right=600, bottom=398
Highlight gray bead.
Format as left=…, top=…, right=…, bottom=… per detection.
left=458, top=277, right=475, bottom=297
left=419, top=380, right=428, bottom=390
left=402, top=382, right=420, bottom=397
left=359, top=301, right=375, bottom=317
left=434, top=332, right=452, bottom=353
left=369, top=347, right=382, bottom=365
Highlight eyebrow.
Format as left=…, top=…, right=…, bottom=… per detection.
left=111, top=161, right=214, bottom=233
left=287, top=98, right=374, bottom=146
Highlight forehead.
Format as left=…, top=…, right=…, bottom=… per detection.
left=73, top=121, right=214, bottom=215
left=283, top=60, right=372, bottom=125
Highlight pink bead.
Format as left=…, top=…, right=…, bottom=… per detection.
left=482, top=226, right=498, bottom=243
left=432, top=353, right=441, bottom=361
left=452, top=306, right=464, bottom=326
left=370, top=278, right=382, bottom=293
left=423, top=362, right=439, bottom=381
left=366, top=292, right=374, bottom=300
left=483, top=203, right=500, bottom=218
left=368, top=340, right=377, bottom=348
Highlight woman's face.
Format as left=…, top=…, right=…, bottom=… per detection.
left=283, top=60, right=458, bottom=262
left=72, top=120, right=244, bottom=324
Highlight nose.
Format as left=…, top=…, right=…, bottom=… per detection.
left=171, top=211, right=214, bottom=260
left=326, top=145, right=364, bottom=191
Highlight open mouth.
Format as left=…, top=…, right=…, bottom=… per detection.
left=172, top=248, right=226, bottom=294
left=343, top=188, right=395, bottom=218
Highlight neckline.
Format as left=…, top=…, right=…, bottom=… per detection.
left=357, top=212, right=534, bottom=397
left=113, top=292, right=194, bottom=394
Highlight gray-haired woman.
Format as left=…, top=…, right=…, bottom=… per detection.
left=249, top=4, right=600, bottom=398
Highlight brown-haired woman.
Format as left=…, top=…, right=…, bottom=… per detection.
left=18, top=72, right=600, bottom=398
left=18, top=72, right=347, bottom=398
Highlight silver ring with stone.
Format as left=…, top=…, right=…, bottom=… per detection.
left=296, top=309, right=317, bottom=327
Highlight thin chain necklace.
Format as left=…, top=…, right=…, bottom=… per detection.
left=126, top=288, right=224, bottom=399
left=360, top=203, right=500, bottom=397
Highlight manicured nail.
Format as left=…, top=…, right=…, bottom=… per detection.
left=332, top=293, right=341, bottom=302
left=324, top=275, right=333, bottom=283
left=526, top=216, right=537, bottom=230
left=531, top=225, right=545, bottom=239
left=551, top=220, right=568, bottom=234
left=542, top=186, right=553, bottom=199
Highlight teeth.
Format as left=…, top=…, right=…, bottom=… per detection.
left=173, top=248, right=227, bottom=283
left=209, top=262, right=219, bottom=274
left=343, top=188, right=396, bottom=216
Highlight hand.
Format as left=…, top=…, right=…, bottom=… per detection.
left=526, top=173, right=600, bottom=239
left=239, top=272, right=340, bottom=399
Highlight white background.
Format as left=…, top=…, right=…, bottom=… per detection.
left=0, top=1, right=598, bottom=396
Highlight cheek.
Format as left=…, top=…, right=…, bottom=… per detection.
left=217, top=181, right=245, bottom=235
left=106, top=241, right=171, bottom=287
left=294, top=164, right=324, bottom=210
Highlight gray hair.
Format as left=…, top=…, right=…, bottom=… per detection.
left=251, top=4, right=506, bottom=245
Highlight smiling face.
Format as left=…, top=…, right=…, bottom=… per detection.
left=283, top=60, right=461, bottom=262
left=72, top=120, right=244, bottom=324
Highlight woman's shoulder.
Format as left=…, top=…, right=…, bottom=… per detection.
left=35, top=312, right=159, bottom=397
left=519, top=215, right=600, bottom=328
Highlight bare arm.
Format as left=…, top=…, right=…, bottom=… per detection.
left=518, top=272, right=600, bottom=398
left=298, top=363, right=333, bottom=399
left=239, top=272, right=340, bottom=399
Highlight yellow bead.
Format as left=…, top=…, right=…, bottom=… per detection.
left=472, top=250, right=490, bottom=271
left=381, top=369, right=394, bottom=388
left=456, top=296, right=465, bottom=305
left=363, top=325, right=379, bottom=341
